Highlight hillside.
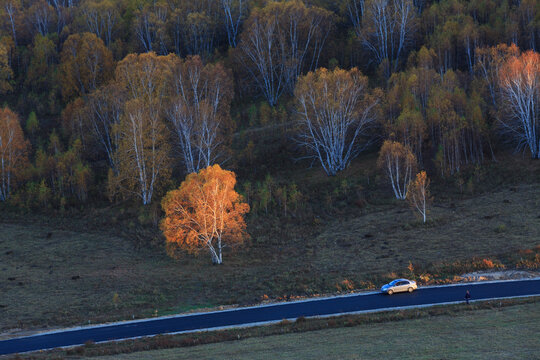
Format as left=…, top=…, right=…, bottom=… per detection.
left=0, top=0, right=539, bottom=352
left=1, top=170, right=539, bottom=334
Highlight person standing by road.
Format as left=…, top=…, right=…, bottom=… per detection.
left=465, top=290, right=471, bottom=304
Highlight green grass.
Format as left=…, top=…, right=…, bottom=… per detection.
left=1, top=182, right=539, bottom=334
left=89, top=302, right=540, bottom=360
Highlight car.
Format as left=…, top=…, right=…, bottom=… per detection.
left=381, top=279, right=417, bottom=295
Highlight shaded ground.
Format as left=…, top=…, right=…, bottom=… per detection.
left=0, top=184, right=539, bottom=334
left=92, top=302, right=540, bottom=360
left=311, top=183, right=540, bottom=279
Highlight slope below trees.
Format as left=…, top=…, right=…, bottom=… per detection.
left=0, top=183, right=539, bottom=334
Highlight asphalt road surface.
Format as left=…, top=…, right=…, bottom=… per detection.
left=1, top=278, right=539, bottom=355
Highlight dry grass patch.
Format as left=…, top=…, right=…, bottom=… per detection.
left=0, top=225, right=218, bottom=334
left=311, top=184, right=540, bottom=279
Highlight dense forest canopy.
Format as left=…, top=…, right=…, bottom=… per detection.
left=0, top=0, right=538, bottom=209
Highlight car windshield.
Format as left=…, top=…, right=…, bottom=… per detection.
left=389, top=280, right=399, bottom=286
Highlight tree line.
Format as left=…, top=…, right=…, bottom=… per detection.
left=0, top=0, right=538, bottom=210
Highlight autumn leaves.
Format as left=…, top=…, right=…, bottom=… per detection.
left=161, top=165, right=249, bottom=265
left=113, top=53, right=175, bottom=205
left=0, top=0, right=538, bottom=265
left=0, top=108, right=29, bottom=201
left=76, top=52, right=245, bottom=262
left=61, top=51, right=233, bottom=206
left=377, top=141, right=432, bottom=222
left=498, top=50, right=540, bottom=159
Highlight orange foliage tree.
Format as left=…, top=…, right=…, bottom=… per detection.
left=406, top=171, right=432, bottom=223
left=161, top=164, right=250, bottom=264
left=0, top=107, right=29, bottom=201
left=475, top=43, right=520, bottom=107
left=498, top=49, right=540, bottom=159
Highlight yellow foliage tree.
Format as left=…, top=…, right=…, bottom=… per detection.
left=406, top=171, right=432, bottom=223
left=161, top=164, right=250, bottom=264
left=0, top=107, right=29, bottom=201
left=60, top=32, right=114, bottom=101
left=0, top=43, right=13, bottom=94
left=114, top=52, right=175, bottom=205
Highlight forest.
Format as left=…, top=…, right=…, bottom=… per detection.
left=0, top=0, right=538, bottom=229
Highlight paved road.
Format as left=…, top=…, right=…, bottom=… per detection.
left=1, top=278, right=539, bottom=355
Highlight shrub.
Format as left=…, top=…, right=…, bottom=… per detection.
left=516, top=254, right=540, bottom=269
left=336, top=279, right=355, bottom=292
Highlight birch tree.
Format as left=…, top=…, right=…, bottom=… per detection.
left=115, top=52, right=174, bottom=205
left=161, top=164, right=249, bottom=264
left=377, top=140, right=417, bottom=199
left=384, top=65, right=431, bottom=159
left=2, top=0, right=21, bottom=47
left=167, top=0, right=220, bottom=58
left=346, top=0, right=364, bottom=38
left=28, top=0, right=55, bottom=37
left=221, top=0, right=247, bottom=47
left=59, top=32, right=114, bottom=101
left=0, top=107, right=29, bottom=201
left=427, top=71, right=486, bottom=175
left=48, top=0, right=69, bottom=35
left=78, top=0, right=119, bottom=46
left=475, top=44, right=520, bottom=108
left=237, top=0, right=333, bottom=106
left=361, top=0, right=416, bottom=77
left=86, top=83, right=124, bottom=172
left=406, top=170, right=431, bottom=223
left=295, top=67, right=381, bottom=176
left=498, top=49, right=540, bottom=158
left=167, top=56, right=233, bottom=174
left=133, top=0, right=168, bottom=55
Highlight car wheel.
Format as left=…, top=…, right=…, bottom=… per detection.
left=408, top=287, right=413, bottom=293
left=387, top=289, right=393, bottom=295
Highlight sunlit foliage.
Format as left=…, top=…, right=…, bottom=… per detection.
left=161, top=164, right=249, bottom=264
